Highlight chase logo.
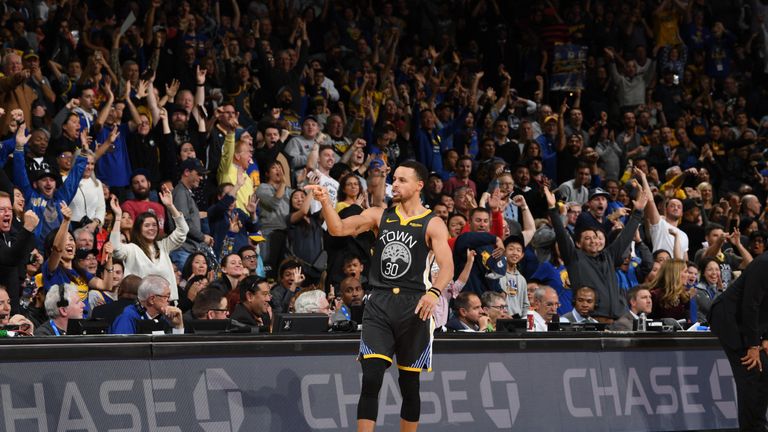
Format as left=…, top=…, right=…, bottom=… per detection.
left=194, top=368, right=245, bottom=432
left=709, top=359, right=737, bottom=419
left=480, top=362, right=520, bottom=428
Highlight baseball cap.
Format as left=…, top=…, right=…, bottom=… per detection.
left=588, top=187, right=610, bottom=201
left=544, top=114, right=559, bottom=123
left=248, top=231, right=267, bottom=243
left=32, top=167, right=57, bottom=182
left=23, top=50, right=39, bottom=61
left=179, top=158, right=208, bottom=174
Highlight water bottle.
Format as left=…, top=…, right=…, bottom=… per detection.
left=638, top=313, right=647, bottom=332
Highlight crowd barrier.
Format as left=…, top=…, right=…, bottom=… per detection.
left=0, top=332, right=738, bottom=431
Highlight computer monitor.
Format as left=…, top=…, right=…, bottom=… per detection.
left=189, top=319, right=230, bottom=334
left=67, top=319, right=110, bottom=335
left=275, top=313, right=329, bottom=334
left=495, top=318, right=528, bottom=333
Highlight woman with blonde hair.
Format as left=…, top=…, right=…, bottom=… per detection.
left=648, top=258, right=693, bottom=321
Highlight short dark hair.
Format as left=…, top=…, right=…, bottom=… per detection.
left=573, top=286, right=596, bottom=300
left=469, top=207, right=490, bottom=220
left=454, top=291, right=479, bottom=313
left=191, top=288, right=226, bottom=319
left=575, top=227, right=605, bottom=243
left=627, top=285, right=650, bottom=303
left=343, top=253, right=363, bottom=266
left=397, top=160, right=428, bottom=183
left=278, top=259, right=302, bottom=278
left=238, top=276, right=268, bottom=299
left=237, top=245, right=256, bottom=257
left=457, top=155, right=473, bottom=165
left=705, top=223, right=725, bottom=236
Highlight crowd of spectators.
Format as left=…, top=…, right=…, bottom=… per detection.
left=0, top=0, right=767, bottom=336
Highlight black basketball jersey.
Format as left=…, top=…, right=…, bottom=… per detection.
left=369, top=206, right=435, bottom=293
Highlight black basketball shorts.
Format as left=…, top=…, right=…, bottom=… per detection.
left=358, top=288, right=434, bottom=372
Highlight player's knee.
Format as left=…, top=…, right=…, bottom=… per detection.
left=360, top=359, right=388, bottom=396
left=398, top=370, right=421, bottom=422
left=358, top=359, right=389, bottom=420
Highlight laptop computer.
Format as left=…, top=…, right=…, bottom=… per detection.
left=275, top=313, right=329, bottom=334
left=495, top=318, right=529, bottom=333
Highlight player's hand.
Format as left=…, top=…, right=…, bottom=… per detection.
left=304, top=185, right=329, bottom=203
left=741, top=346, right=763, bottom=372
left=415, top=292, right=438, bottom=321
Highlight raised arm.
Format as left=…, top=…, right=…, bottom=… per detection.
left=47, top=202, right=72, bottom=273
left=94, top=82, right=115, bottom=131
left=305, top=185, right=381, bottom=236
left=124, top=81, right=144, bottom=130
left=636, top=167, right=661, bottom=225
left=512, top=195, right=536, bottom=246
left=544, top=185, right=577, bottom=264
left=728, top=228, right=754, bottom=269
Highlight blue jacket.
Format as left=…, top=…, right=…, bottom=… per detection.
left=411, top=105, right=452, bottom=176
left=110, top=303, right=173, bottom=334
left=110, top=303, right=142, bottom=334
left=13, top=149, right=86, bottom=247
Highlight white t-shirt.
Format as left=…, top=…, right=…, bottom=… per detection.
left=649, top=218, right=689, bottom=256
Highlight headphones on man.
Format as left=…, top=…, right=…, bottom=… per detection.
left=56, top=284, right=69, bottom=308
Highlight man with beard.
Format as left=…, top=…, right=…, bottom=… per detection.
left=575, top=187, right=617, bottom=234
left=637, top=169, right=689, bottom=259
left=331, top=276, right=364, bottom=323
left=13, top=125, right=86, bottom=247
left=121, top=170, right=167, bottom=235
left=307, top=160, right=453, bottom=431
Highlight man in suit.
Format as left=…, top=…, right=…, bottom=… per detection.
left=561, top=286, right=599, bottom=324
left=445, top=292, right=489, bottom=332
left=610, top=287, right=653, bottom=331
left=0, top=191, right=39, bottom=314
left=709, top=253, right=768, bottom=431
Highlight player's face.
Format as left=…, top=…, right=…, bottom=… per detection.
left=391, top=167, right=422, bottom=203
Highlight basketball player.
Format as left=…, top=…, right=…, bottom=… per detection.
left=306, top=160, right=454, bottom=432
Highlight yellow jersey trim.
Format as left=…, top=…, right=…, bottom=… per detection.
left=394, top=206, right=432, bottom=226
